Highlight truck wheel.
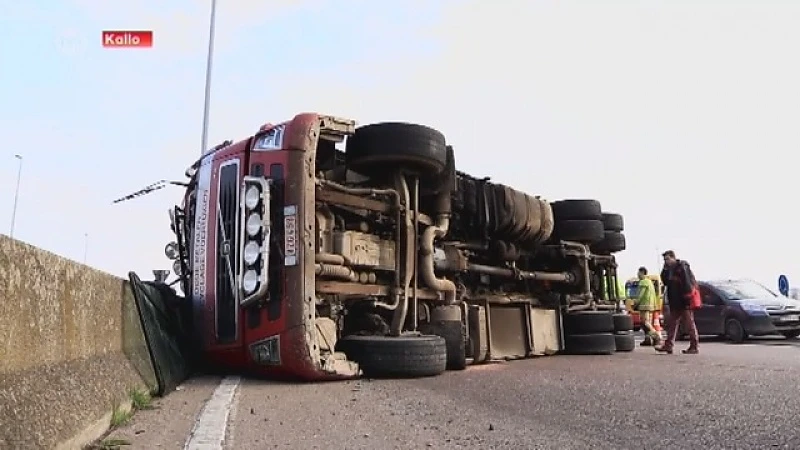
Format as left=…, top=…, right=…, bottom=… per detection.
left=563, top=311, right=614, bottom=334
left=553, top=219, right=604, bottom=244
left=612, top=313, right=634, bottom=332
left=564, top=333, right=616, bottom=355
left=345, top=122, right=448, bottom=176
left=601, top=213, right=624, bottom=232
left=419, top=308, right=467, bottom=371
left=337, top=335, right=447, bottom=378
left=551, top=199, right=602, bottom=221
left=592, top=231, right=626, bottom=253
left=614, top=331, right=636, bottom=352
left=439, top=321, right=467, bottom=370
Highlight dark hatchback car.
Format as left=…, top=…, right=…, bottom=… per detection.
left=663, top=279, right=800, bottom=343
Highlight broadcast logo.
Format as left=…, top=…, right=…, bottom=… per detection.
left=102, top=31, right=153, bottom=48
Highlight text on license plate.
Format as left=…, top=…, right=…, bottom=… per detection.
left=283, top=205, right=297, bottom=266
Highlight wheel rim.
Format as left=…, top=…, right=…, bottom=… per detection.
left=726, top=319, right=744, bottom=342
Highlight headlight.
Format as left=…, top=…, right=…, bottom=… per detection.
left=164, top=242, right=179, bottom=260
left=172, top=260, right=181, bottom=275
left=246, top=213, right=262, bottom=236
left=741, top=302, right=767, bottom=313
left=245, top=186, right=261, bottom=210
left=243, top=270, right=259, bottom=293
left=243, top=241, right=261, bottom=265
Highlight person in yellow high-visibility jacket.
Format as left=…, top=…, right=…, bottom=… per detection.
left=635, top=266, right=662, bottom=346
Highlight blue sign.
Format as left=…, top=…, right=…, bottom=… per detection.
left=778, top=275, right=789, bottom=297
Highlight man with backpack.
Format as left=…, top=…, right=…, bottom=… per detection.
left=655, top=250, right=700, bottom=355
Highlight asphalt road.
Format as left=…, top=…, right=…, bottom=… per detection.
left=102, top=335, right=800, bottom=450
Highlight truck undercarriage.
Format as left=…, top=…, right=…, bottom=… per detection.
left=160, top=113, right=630, bottom=381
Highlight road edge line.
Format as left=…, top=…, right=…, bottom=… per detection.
left=183, top=376, right=241, bottom=450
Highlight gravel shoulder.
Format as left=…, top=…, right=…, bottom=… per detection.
left=98, top=375, right=222, bottom=449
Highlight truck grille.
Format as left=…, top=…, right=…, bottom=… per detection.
left=216, top=162, right=239, bottom=343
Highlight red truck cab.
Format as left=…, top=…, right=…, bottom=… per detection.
left=176, top=113, right=359, bottom=380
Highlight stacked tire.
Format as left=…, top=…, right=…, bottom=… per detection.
left=550, top=200, right=605, bottom=244
left=612, top=313, right=635, bottom=352
left=562, top=311, right=616, bottom=355
left=592, top=212, right=626, bottom=254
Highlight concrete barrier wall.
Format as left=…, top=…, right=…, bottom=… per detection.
left=0, top=235, right=157, bottom=449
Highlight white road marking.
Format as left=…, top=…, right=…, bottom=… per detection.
left=184, top=376, right=241, bottom=450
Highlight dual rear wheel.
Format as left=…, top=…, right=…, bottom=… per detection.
left=562, top=311, right=635, bottom=354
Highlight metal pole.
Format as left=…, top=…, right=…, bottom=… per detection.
left=83, top=233, right=88, bottom=264
left=200, top=0, right=218, bottom=157
left=10, top=154, right=23, bottom=238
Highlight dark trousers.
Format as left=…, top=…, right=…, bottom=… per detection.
left=664, top=308, right=699, bottom=349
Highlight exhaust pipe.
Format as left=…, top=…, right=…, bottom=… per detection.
left=419, top=215, right=457, bottom=305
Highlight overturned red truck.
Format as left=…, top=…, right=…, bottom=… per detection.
left=162, top=113, right=630, bottom=381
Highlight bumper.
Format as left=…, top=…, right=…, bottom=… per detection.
left=745, top=315, right=800, bottom=336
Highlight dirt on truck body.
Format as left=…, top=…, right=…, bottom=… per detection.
left=161, top=112, right=631, bottom=381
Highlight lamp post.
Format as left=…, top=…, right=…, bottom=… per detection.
left=200, top=0, right=218, bottom=157
left=10, top=154, right=23, bottom=238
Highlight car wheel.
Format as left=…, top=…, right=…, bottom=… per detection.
left=781, top=330, right=800, bottom=339
left=725, top=318, right=746, bottom=344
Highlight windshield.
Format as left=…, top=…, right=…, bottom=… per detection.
left=710, top=279, right=777, bottom=300
left=625, top=281, right=638, bottom=299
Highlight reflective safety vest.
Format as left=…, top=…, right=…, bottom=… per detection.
left=635, top=277, right=658, bottom=311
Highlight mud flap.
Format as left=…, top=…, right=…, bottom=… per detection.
left=128, top=272, right=193, bottom=396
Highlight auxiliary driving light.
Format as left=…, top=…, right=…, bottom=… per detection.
left=243, top=241, right=261, bottom=265
left=245, top=186, right=261, bottom=210
left=243, top=269, right=259, bottom=293
left=246, top=213, right=262, bottom=236
left=164, top=242, right=179, bottom=260
left=172, top=260, right=182, bottom=275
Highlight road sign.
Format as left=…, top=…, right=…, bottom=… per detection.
left=778, top=275, right=789, bottom=297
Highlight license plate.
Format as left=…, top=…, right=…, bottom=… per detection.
left=779, top=314, right=799, bottom=322
left=283, top=205, right=297, bottom=266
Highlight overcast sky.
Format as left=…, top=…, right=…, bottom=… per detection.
left=2, top=0, right=799, bottom=291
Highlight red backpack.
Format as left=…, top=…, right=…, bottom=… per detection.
left=684, top=265, right=702, bottom=310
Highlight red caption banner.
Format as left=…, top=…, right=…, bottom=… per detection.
left=102, top=30, right=153, bottom=48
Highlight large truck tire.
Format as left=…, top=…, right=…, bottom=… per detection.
left=564, top=333, right=616, bottom=355
left=601, top=212, right=624, bottom=232
left=337, top=334, right=447, bottom=378
left=563, top=311, right=615, bottom=334
left=551, top=199, right=602, bottom=221
left=592, top=231, right=626, bottom=254
left=553, top=219, right=604, bottom=244
left=438, top=321, right=467, bottom=370
left=612, top=313, right=634, bottom=332
left=345, top=122, right=448, bottom=176
left=419, top=305, right=467, bottom=371
left=614, top=331, right=636, bottom=352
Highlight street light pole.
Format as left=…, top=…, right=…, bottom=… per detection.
left=200, top=0, right=218, bottom=157
left=10, top=154, right=23, bottom=238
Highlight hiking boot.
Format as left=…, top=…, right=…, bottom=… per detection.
left=682, top=347, right=699, bottom=355
left=654, top=344, right=673, bottom=354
